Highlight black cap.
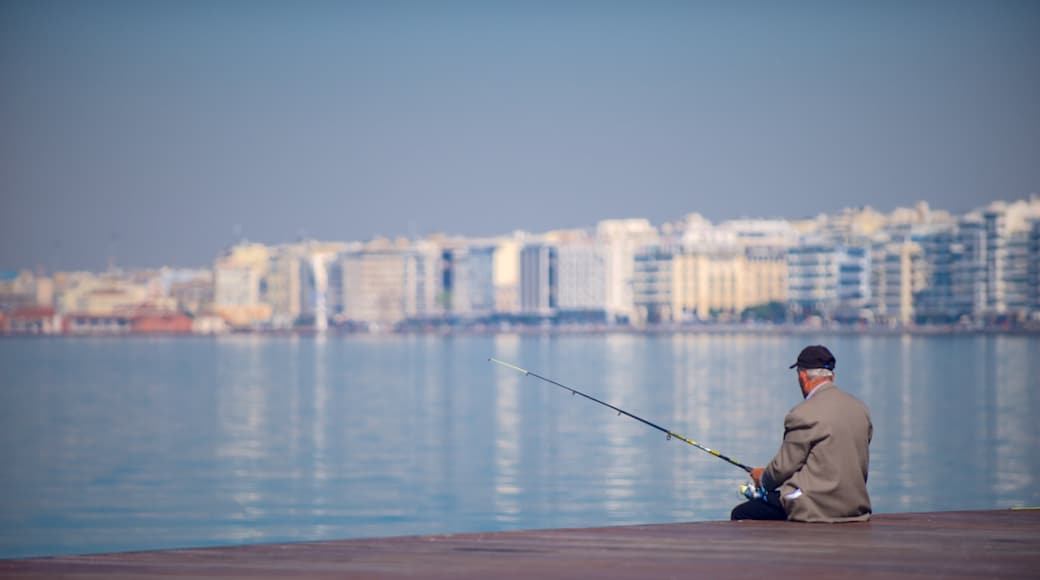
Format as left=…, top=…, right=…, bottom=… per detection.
left=789, top=345, right=836, bottom=370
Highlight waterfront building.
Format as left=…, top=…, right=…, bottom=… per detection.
left=214, top=266, right=262, bottom=309
left=64, top=276, right=161, bottom=315
left=676, top=245, right=787, bottom=321
left=454, top=245, right=496, bottom=318
left=787, top=242, right=840, bottom=316
left=1031, top=219, right=1040, bottom=314
left=836, top=245, right=871, bottom=320
left=874, top=241, right=925, bottom=325
left=915, top=198, right=1040, bottom=322
left=743, top=245, right=788, bottom=309
left=129, top=311, right=194, bottom=334
left=673, top=246, right=744, bottom=320
left=403, top=241, right=442, bottom=320
left=264, top=246, right=304, bottom=328
left=980, top=199, right=1040, bottom=318
left=633, top=217, right=790, bottom=325
left=409, top=236, right=500, bottom=321
left=787, top=241, right=871, bottom=319
left=63, top=312, right=133, bottom=335
left=163, top=269, right=213, bottom=316
left=340, top=238, right=410, bottom=328
left=556, top=240, right=608, bottom=322
left=519, top=243, right=557, bottom=317
left=982, top=208, right=1008, bottom=314
left=632, top=246, right=675, bottom=325
left=492, top=237, right=521, bottom=314
left=298, top=242, right=348, bottom=331
left=596, top=219, right=659, bottom=323
left=0, top=270, right=48, bottom=311
left=915, top=225, right=964, bottom=322
left=213, top=242, right=271, bottom=327
left=1004, top=228, right=1032, bottom=315
left=0, top=306, right=61, bottom=335
left=950, top=214, right=995, bottom=319
left=326, top=259, right=344, bottom=318
left=717, top=219, right=794, bottom=310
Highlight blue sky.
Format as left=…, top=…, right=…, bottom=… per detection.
left=2, top=0, right=1038, bottom=270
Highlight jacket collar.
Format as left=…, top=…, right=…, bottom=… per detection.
left=805, top=381, right=835, bottom=400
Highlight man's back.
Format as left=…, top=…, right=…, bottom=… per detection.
left=767, top=383, right=872, bottom=522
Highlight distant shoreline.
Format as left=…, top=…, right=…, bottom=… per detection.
left=7, top=323, right=1038, bottom=338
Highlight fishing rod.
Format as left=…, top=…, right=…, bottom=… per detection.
left=488, top=357, right=753, bottom=474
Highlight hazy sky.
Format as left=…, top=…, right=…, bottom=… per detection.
left=2, top=1, right=1038, bottom=271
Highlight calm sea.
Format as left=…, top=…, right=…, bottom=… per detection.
left=1, top=333, right=1037, bottom=558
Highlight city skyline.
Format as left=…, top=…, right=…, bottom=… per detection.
left=3, top=1, right=1039, bottom=271
left=2, top=193, right=1038, bottom=334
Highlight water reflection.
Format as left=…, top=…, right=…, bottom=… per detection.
left=492, top=334, right=521, bottom=523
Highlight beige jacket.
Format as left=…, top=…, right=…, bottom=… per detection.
left=762, top=383, right=872, bottom=523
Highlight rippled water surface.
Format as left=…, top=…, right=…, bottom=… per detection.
left=1, top=333, right=1037, bottom=558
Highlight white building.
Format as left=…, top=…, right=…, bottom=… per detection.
left=519, top=243, right=556, bottom=316
left=556, top=241, right=607, bottom=318
left=403, top=241, right=442, bottom=320
left=264, top=247, right=304, bottom=328
left=632, top=246, right=676, bottom=325
left=340, top=239, right=410, bottom=328
left=787, top=240, right=871, bottom=319
left=874, top=241, right=925, bottom=325
left=460, top=245, right=497, bottom=317
left=787, top=241, right=841, bottom=314
left=596, top=219, right=659, bottom=323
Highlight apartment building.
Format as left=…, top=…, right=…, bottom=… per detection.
left=596, top=219, right=659, bottom=323
left=556, top=240, right=607, bottom=320
left=519, top=243, right=557, bottom=317
left=264, top=246, right=304, bottom=328
left=213, top=242, right=272, bottom=327
left=340, top=239, right=410, bottom=328
left=403, top=241, right=442, bottom=320
left=632, top=246, right=675, bottom=324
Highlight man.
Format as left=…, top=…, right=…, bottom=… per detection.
left=731, top=345, right=872, bottom=522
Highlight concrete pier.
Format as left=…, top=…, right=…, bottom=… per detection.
left=2, top=509, right=1038, bottom=578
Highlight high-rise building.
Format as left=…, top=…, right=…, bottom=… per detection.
left=519, top=243, right=557, bottom=317
left=264, top=246, right=304, bottom=328
left=874, top=241, right=924, bottom=325
left=596, top=219, right=659, bottom=323
left=458, top=245, right=496, bottom=317
left=403, top=241, right=442, bottom=320
left=1030, top=219, right=1040, bottom=314
left=556, top=240, right=607, bottom=320
left=213, top=242, right=272, bottom=327
left=673, top=247, right=744, bottom=320
left=787, top=241, right=870, bottom=319
left=951, top=216, right=988, bottom=318
left=743, top=245, right=788, bottom=310
left=1004, top=229, right=1032, bottom=315
left=787, top=242, right=840, bottom=315
left=836, top=245, right=871, bottom=319
left=340, top=239, right=410, bottom=328
left=632, top=246, right=675, bottom=325
left=492, top=238, right=521, bottom=314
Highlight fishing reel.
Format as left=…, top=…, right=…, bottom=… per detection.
left=738, top=482, right=768, bottom=502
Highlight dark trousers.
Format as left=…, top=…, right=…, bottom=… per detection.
left=731, top=491, right=787, bottom=521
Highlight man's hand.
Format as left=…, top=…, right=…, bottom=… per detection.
left=750, top=467, right=764, bottom=487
